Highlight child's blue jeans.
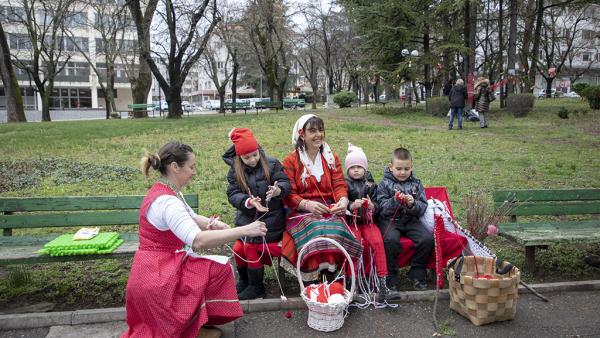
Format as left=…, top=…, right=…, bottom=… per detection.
left=449, top=107, right=463, bottom=129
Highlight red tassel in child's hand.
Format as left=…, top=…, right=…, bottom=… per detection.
left=284, top=310, right=293, bottom=319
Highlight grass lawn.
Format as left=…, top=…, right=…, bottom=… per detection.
left=0, top=98, right=599, bottom=312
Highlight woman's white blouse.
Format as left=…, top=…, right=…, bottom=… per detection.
left=147, top=195, right=200, bottom=247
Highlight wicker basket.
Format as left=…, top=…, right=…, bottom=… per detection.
left=296, top=237, right=356, bottom=332
left=447, top=256, right=520, bottom=326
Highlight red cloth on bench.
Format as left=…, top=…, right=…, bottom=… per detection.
left=396, top=186, right=465, bottom=268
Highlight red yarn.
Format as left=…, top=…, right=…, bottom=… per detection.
left=329, top=282, right=345, bottom=296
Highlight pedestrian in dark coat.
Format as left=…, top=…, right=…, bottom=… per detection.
left=448, top=79, right=467, bottom=130
left=474, top=77, right=495, bottom=128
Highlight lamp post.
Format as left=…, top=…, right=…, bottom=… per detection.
left=401, top=49, right=419, bottom=108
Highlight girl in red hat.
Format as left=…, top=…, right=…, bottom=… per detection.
left=223, top=128, right=291, bottom=300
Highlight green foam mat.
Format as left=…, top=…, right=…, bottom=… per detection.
left=37, top=232, right=124, bottom=256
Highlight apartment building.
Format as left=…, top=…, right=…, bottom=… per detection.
left=0, top=0, right=139, bottom=111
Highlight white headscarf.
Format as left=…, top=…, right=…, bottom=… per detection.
left=291, top=114, right=336, bottom=185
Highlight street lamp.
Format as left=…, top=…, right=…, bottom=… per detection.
left=401, top=49, right=419, bottom=107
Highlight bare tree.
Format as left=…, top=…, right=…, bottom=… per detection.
left=128, top=0, right=219, bottom=118
left=8, top=0, right=77, bottom=121
left=294, top=24, right=322, bottom=109
left=536, top=4, right=592, bottom=97
left=214, top=2, right=244, bottom=112
left=201, top=42, right=232, bottom=114
left=64, top=0, right=132, bottom=119
left=0, top=21, right=26, bottom=122
left=242, top=0, right=291, bottom=102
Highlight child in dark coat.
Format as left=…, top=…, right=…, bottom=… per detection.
left=377, top=147, right=433, bottom=291
left=223, top=128, right=291, bottom=300
left=345, top=143, right=400, bottom=302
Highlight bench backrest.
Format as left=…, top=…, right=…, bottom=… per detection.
left=128, top=104, right=155, bottom=109
left=0, top=195, right=199, bottom=231
left=493, top=189, right=600, bottom=218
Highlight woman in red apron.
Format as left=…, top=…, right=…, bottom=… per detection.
left=121, top=141, right=267, bottom=338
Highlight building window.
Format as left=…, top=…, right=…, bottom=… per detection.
left=582, top=30, right=596, bottom=40
left=65, top=36, right=88, bottom=52
left=217, top=61, right=224, bottom=69
left=582, top=52, right=592, bottom=62
left=50, top=87, right=92, bottom=108
left=9, top=34, right=32, bottom=50
left=65, top=11, right=87, bottom=27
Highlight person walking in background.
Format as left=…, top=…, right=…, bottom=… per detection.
left=122, top=141, right=267, bottom=338
left=448, top=79, right=467, bottom=130
left=223, top=128, right=291, bottom=300
left=474, top=77, right=495, bottom=128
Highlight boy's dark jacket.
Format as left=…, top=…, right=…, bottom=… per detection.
left=376, top=167, right=427, bottom=227
left=223, top=146, right=291, bottom=243
left=346, top=171, right=378, bottom=225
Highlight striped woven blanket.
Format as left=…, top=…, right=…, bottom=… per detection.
left=281, top=213, right=363, bottom=281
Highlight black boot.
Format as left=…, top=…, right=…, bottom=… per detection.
left=236, top=266, right=248, bottom=294
left=376, top=276, right=402, bottom=303
left=238, top=267, right=265, bottom=300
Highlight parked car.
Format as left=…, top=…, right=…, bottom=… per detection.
left=379, top=94, right=386, bottom=101
left=564, top=91, right=580, bottom=98
left=537, top=89, right=557, bottom=98
left=182, top=101, right=197, bottom=112
left=204, top=100, right=221, bottom=110
left=153, top=101, right=168, bottom=111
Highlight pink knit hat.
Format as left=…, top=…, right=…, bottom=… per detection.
left=344, top=143, right=368, bottom=173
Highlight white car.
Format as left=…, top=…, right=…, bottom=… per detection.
left=204, top=100, right=221, bottom=110
left=564, top=91, right=580, bottom=98
left=537, top=89, right=557, bottom=98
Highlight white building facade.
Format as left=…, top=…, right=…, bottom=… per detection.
left=0, top=0, right=140, bottom=111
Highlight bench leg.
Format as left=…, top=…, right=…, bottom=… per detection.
left=3, top=228, right=12, bottom=236
left=525, top=246, right=536, bottom=272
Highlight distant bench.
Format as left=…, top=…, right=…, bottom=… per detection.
left=115, top=104, right=156, bottom=119
left=494, top=189, right=600, bottom=272
left=224, top=102, right=251, bottom=114
left=0, top=194, right=198, bottom=265
left=255, top=101, right=283, bottom=112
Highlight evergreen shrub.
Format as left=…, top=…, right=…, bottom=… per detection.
left=506, top=94, right=535, bottom=117
left=333, top=91, right=356, bottom=108
left=426, top=97, right=450, bottom=117
left=582, top=85, right=600, bottom=109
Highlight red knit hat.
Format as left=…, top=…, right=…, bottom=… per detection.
left=229, top=128, right=259, bottom=155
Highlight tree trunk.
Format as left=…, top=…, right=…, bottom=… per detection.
left=41, top=87, right=51, bottom=122
left=423, top=26, right=431, bottom=98
left=529, top=0, right=544, bottom=91
left=218, top=88, right=226, bottom=115
left=0, top=22, right=26, bottom=122
left=498, top=0, right=506, bottom=108
left=167, top=89, right=184, bottom=118
left=131, top=56, right=151, bottom=118
left=231, top=61, right=239, bottom=113
left=311, top=81, right=318, bottom=109
left=104, top=96, right=111, bottom=119
left=520, top=0, right=537, bottom=93
left=507, top=0, right=518, bottom=97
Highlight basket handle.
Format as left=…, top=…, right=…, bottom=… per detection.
left=296, top=237, right=356, bottom=299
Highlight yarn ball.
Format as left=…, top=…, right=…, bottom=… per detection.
left=328, top=282, right=345, bottom=296
left=327, top=293, right=346, bottom=304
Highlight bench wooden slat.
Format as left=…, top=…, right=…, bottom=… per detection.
left=495, top=201, right=600, bottom=216
left=500, top=220, right=600, bottom=246
left=0, top=233, right=139, bottom=265
left=0, top=210, right=141, bottom=229
left=493, top=189, right=600, bottom=203
left=0, top=195, right=198, bottom=212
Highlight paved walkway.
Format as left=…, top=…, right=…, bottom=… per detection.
left=1, top=290, right=599, bottom=338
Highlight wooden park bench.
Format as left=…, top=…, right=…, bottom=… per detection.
left=255, top=101, right=283, bottom=112
left=115, top=103, right=156, bottom=119
left=0, top=194, right=198, bottom=266
left=223, top=102, right=251, bottom=114
left=494, top=189, right=600, bottom=272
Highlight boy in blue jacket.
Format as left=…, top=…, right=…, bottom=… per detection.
left=377, top=147, right=433, bottom=291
